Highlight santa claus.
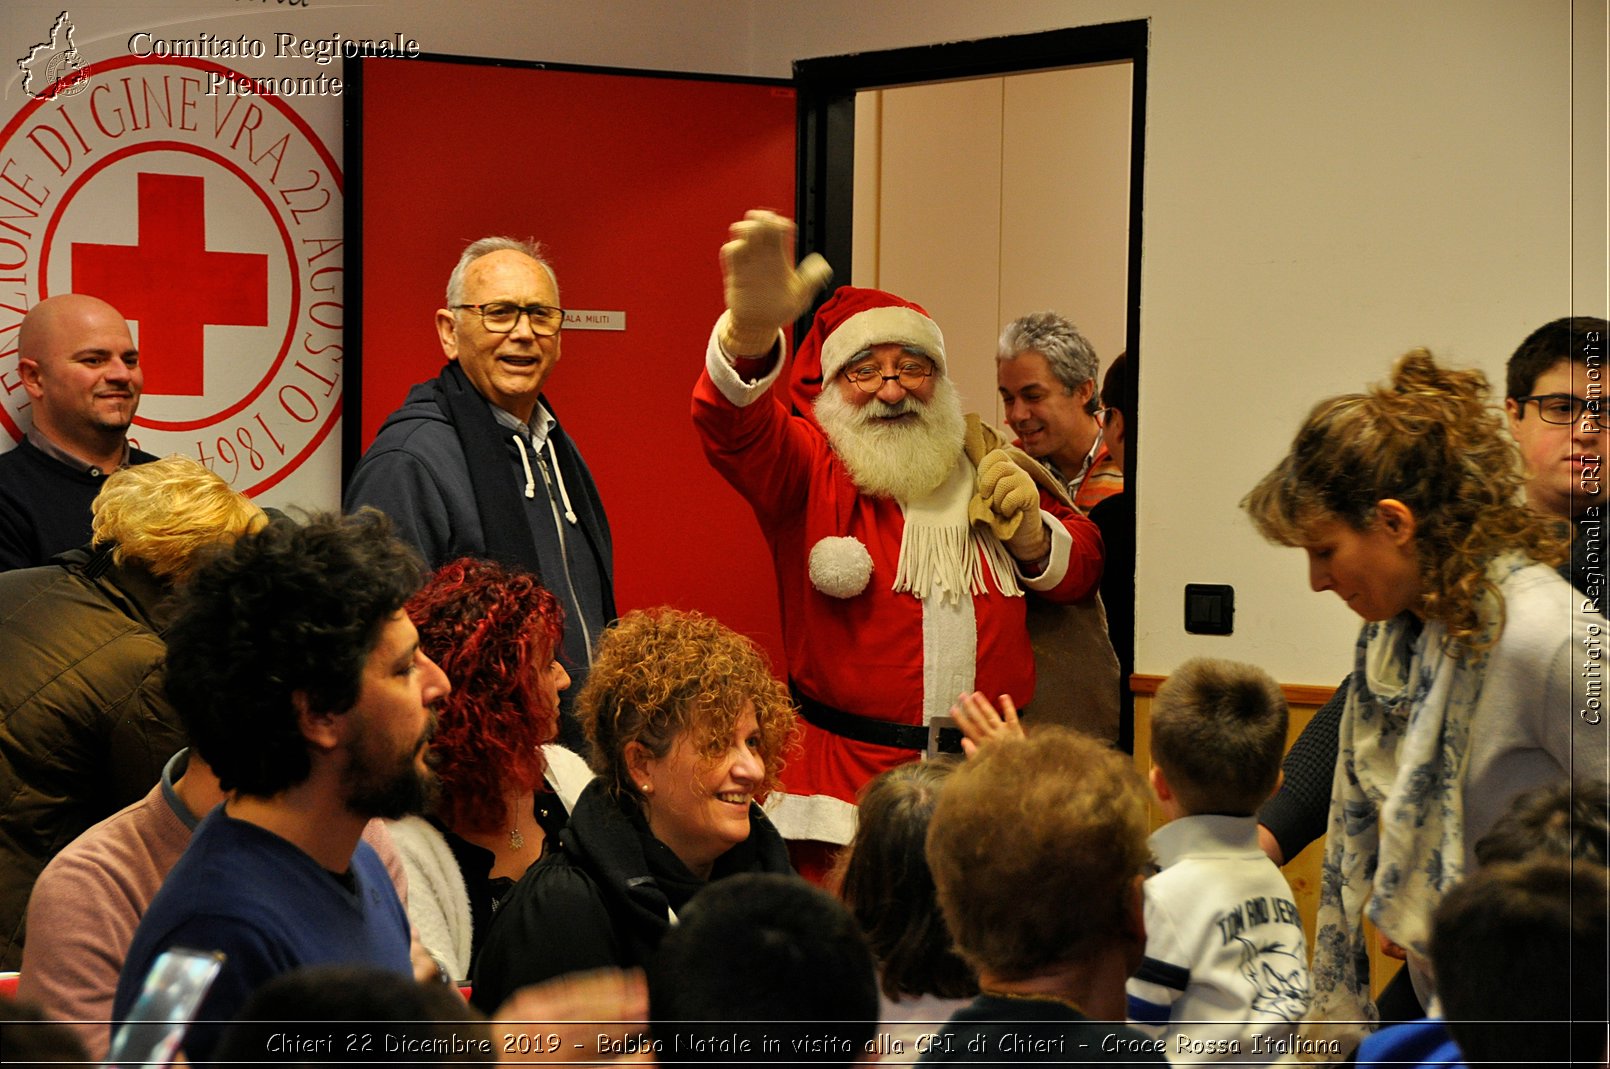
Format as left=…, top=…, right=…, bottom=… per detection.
left=692, top=210, right=1104, bottom=875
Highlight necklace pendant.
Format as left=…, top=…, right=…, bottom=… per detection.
left=509, top=826, right=525, bottom=851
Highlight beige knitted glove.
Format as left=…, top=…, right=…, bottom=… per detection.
left=718, top=210, right=833, bottom=357
left=973, top=449, right=1050, bottom=561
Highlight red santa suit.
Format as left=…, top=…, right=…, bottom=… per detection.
left=692, top=287, right=1103, bottom=845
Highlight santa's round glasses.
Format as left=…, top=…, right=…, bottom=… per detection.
left=841, top=359, right=935, bottom=394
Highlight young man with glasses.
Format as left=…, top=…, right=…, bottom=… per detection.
left=1506, top=317, right=1608, bottom=593
left=345, top=238, right=614, bottom=749
left=692, top=210, right=1103, bottom=880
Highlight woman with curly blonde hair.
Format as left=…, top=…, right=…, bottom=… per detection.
left=471, top=607, right=799, bottom=1009
left=1243, top=349, right=1604, bottom=1041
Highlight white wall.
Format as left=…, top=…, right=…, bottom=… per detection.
left=758, top=0, right=1607, bottom=686
left=5, top=0, right=1604, bottom=687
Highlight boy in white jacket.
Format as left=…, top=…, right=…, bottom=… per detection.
left=1126, top=658, right=1310, bottom=1063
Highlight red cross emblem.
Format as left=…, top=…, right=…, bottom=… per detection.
left=71, top=172, right=269, bottom=397
left=2, top=55, right=345, bottom=498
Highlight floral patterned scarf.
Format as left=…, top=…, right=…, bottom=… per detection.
left=1302, top=558, right=1517, bottom=1056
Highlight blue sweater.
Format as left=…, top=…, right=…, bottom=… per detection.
left=111, top=807, right=411, bottom=1064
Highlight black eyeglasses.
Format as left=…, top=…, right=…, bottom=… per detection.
left=841, top=358, right=935, bottom=394
left=1516, top=393, right=1598, bottom=426
left=452, top=302, right=565, bottom=336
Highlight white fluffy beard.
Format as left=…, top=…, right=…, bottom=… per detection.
left=814, top=376, right=966, bottom=500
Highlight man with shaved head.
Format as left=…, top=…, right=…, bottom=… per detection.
left=0, top=294, right=154, bottom=571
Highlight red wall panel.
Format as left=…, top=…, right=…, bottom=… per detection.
left=357, top=58, right=796, bottom=667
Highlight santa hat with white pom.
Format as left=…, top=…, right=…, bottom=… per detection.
left=787, top=286, right=946, bottom=426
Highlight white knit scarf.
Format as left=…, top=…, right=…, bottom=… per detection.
left=891, top=454, right=1021, bottom=605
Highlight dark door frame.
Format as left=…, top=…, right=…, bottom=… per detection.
left=792, top=18, right=1146, bottom=352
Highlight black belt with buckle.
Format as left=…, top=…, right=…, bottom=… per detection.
left=789, top=683, right=964, bottom=755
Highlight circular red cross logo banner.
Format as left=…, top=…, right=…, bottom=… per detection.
left=0, top=55, right=343, bottom=496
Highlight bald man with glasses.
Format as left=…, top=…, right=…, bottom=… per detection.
left=345, top=237, right=614, bottom=749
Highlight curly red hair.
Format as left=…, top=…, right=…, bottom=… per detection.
left=406, top=558, right=565, bottom=835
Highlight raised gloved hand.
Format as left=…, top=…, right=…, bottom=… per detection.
left=972, top=449, right=1050, bottom=561
left=719, top=210, right=833, bottom=357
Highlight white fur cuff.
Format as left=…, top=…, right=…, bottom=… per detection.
left=1019, top=516, right=1072, bottom=592
left=705, top=314, right=785, bottom=408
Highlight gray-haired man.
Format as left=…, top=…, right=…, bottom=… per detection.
left=345, top=238, right=614, bottom=749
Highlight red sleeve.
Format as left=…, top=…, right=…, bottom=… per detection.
left=691, top=365, right=832, bottom=532
left=1035, top=491, right=1104, bottom=604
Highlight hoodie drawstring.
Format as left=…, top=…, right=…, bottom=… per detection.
left=545, top=437, right=579, bottom=525
left=514, top=434, right=536, bottom=499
